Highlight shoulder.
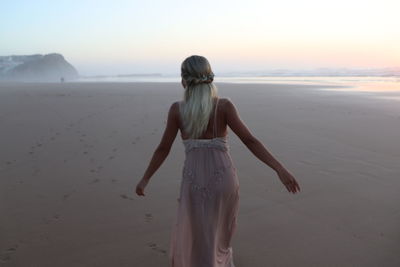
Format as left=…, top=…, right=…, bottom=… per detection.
left=168, top=101, right=182, bottom=117
left=218, top=97, right=232, bottom=105
left=169, top=101, right=181, bottom=112
left=218, top=97, right=234, bottom=111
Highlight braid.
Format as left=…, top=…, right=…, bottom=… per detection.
left=182, top=73, right=214, bottom=87
left=181, top=55, right=215, bottom=87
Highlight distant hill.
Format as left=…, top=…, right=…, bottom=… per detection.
left=0, top=53, right=79, bottom=82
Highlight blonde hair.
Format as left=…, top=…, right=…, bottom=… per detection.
left=179, top=55, right=218, bottom=139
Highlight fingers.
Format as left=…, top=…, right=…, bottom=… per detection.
left=292, top=179, right=300, bottom=192
left=287, top=184, right=295, bottom=193
left=294, top=180, right=301, bottom=192
left=285, top=180, right=300, bottom=194
left=135, top=186, right=145, bottom=196
left=288, top=185, right=297, bottom=194
left=278, top=170, right=300, bottom=194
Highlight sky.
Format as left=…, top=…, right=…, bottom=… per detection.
left=1, top=0, right=399, bottom=75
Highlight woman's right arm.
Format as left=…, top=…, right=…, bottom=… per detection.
left=225, top=98, right=300, bottom=193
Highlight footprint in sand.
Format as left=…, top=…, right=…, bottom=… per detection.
left=352, top=233, right=362, bottom=239
left=132, top=136, right=141, bottom=144
left=4, top=159, right=17, bottom=166
left=0, top=245, right=18, bottom=262
left=62, top=190, right=76, bottom=200
left=42, top=214, right=60, bottom=225
left=145, top=213, right=153, bottom=223
left=151, top=128, right=158, bottom=135
left=120, top=194, right=134, bottom=200
left=147, top=242, right=167, bottom=255
left=89, top=178, right=100, bottom=184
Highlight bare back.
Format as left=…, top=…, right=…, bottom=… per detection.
left=178, top=97, right=254, bottom=144
left=178, top=97, right=228, bottom=140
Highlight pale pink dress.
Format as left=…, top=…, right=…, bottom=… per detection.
left=169, top=97, right=240, bottom=267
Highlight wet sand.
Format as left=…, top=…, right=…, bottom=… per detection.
left=0, top=81, right=399, bottom=266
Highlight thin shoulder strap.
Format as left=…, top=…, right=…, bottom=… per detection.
left=213, top=97, right=219, bottom=138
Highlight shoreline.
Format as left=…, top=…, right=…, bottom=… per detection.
left=2, top=80, right=400, bottom=103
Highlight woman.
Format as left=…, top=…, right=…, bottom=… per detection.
left=135, top=55, right=300, bottom=267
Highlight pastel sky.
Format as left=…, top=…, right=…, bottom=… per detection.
left=1, top=0, right=399, bottom=75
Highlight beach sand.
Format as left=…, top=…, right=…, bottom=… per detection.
left=0, top=82, right=399, bottom=266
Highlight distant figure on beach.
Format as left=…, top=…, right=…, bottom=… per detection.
left=60, top=77, right=65, bottom=83
left=135, top=55, right=300, bottom=267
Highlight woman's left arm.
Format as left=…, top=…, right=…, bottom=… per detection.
left=135, top=102, right=179, bottom=196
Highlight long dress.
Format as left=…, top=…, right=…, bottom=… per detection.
left=169, top=97, right=240, bottom=267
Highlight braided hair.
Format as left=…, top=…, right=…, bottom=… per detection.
left=181, top=56, right=215, bottom=87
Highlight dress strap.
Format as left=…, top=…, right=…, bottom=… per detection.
left=213, top=97, right=219, bottom=138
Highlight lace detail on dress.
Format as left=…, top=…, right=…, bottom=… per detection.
left=182, top=163, right=235, bottom=204
left=182, top=136, right=229, bottom=153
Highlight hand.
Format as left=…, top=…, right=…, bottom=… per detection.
left=135, top=178, right=149, bottom=196
left=277, top=168, right=300, bottom=194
